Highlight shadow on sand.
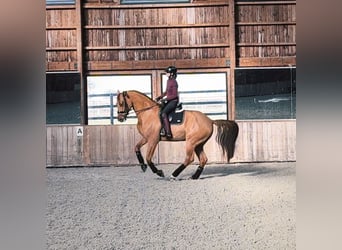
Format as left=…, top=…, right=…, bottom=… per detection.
left=200, top=162, right=295, bottom=180
left=164, top=162, right=295, bottom=181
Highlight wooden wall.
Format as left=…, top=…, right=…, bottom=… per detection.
left=46, top=120, right=296, bottom=167
left=46, top=0, right=296, bottom=72
left=46, top=5, right=78, bottom=71
left=236, top=1, right=296, bottom=67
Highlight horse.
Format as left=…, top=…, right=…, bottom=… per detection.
left=116, top=90, right=239, bottom=180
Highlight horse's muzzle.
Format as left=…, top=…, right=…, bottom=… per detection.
left=117, top=113, right=127, bottom=122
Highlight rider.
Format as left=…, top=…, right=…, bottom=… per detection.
left=156, top=66, right=179, bottom=138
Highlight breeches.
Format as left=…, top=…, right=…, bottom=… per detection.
left=161, top=100, right=178, bottom=118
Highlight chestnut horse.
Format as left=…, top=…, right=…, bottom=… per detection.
left=117, top=90, right=239, bottom=180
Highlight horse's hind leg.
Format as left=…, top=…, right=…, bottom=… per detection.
left=191, top=144, right=208, bottom=179
left=170, top=143, right=195, bottom=179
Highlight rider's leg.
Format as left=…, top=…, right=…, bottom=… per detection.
left=159, top=109, right=165, bottom=136
left=160, top=100, right=177, bottom=138
left=162, top=113, right=172, bottom=138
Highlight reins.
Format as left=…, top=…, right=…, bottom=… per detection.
left=135, top=103, right=159, bottom=114
left=119, top=91, right=159, bottom=116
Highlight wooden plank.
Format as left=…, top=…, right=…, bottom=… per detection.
left=110, top=126, right=121, bottom=164
left=237, top=57, right=296, bottom=67
left=46, top=27, right=77, bottom=30
left=76, top=0, right=88, bottom=125
left=46, top=127, right=53, bottom=166
left=228, top=0, right=236, bottom=120
left=83, top=126, right=90, bottom=165
left=62, top=126, right=68, bottom=163
left=66, top=126, right=73, bottom=163
left=84, top=23, right=229, bottom=29
left=237, top=42, right=296, bottom=47
left=236, top=21, right=296, bottom=26
left=46, top=62, right=78, bottom=71
left=46, top=8, right=76, bottom=28
left=84, top=23, right=230, bottom=30
left=83, top=2, right=229, bottom=9
left=85, top=44, right=229, bottom=50
left=86, top=58, right=228, bottom=71
left=89, top=126, right=99, bottom=164
left=98, top=126, right=105, bottom=163
left=55, top=126, right=63, bottom=165
left=237, top=1, right=296, bottom=6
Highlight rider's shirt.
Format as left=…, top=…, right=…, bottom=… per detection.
left=165, top=78, right=178, bottom=101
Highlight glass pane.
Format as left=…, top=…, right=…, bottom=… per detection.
left=46, top=0, right=75, bottom=5
left=87, top=75, right=152, bottom=125
left=162, top=72, right=227, bottom=120
left=46, top=73, right=81, bottom=124
left=235, top=67, right=296, bottom=120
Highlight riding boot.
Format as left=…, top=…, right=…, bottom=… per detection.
left=159, top=114, right=166, bottom=136
left=162, top=116, right=172, bottom=138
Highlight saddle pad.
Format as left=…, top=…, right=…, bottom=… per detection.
left=169, top=110, right=184, bottom=125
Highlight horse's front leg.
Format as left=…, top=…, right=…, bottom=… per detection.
left=145, top=139, right=164, bottom=178
left=135, top=137, right=148, bottom=172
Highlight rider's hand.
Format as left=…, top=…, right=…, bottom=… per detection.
left=155, top=96, right=162, bottom=101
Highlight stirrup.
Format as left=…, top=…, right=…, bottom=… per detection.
left=160, top=128, right=166, bottom=136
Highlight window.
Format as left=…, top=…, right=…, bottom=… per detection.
left=46, top=73, right=81, bottom=124
left=87, top=75, right=152, bottom=125
left=235, top=67, right=296, bottom=120
left=121, top=0, right=189, bottom=4
left=162, top=72, right=227, bottom=120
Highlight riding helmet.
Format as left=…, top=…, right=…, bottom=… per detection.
left=165, top=66, right=177, bottom=75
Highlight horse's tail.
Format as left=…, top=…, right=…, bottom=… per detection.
left=213, top=120, right=239, bottom=162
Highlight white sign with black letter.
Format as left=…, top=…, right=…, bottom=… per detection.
left=76, top=127, right=83, bottom=137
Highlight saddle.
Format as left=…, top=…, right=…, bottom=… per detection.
left=159, top=102, right=184, bottom=125
left=168, top=103, right=184, bottom=124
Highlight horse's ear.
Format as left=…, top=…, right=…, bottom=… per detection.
left=117, top=90, right=120, bottom=95
left=123, top=91, right=129, bottom=98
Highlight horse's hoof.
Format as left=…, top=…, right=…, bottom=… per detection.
left=156, top=170, right=165, bottom=178
left=169, top=175, right=177, bottom=181
left=141, top=164, right=147, bottom=172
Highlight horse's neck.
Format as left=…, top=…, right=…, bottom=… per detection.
left=130, top=91, right=155, bottom=111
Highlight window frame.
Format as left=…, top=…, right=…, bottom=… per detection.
left=121, top=0, right=190, bottom=5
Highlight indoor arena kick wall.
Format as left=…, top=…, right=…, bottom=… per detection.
left=46, top=120, right=296, bottom=167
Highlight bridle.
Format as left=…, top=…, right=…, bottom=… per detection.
left=117, top=91, right=159, bottom=121
left=117, top=91, right=131, bottom=121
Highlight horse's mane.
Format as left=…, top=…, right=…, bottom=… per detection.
left=126, top=90, right=156, bottom=103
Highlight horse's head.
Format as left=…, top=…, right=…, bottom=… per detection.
left=116, top=91, right=133, bottom=122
